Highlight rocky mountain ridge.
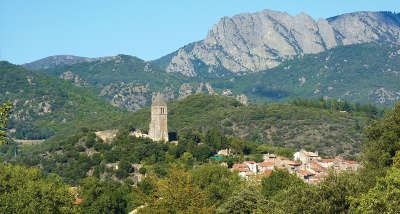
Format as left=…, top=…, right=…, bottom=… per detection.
left=34, top=43, right=400, bottom=110
left=155, top=10, right=400, bottom=76
left=36, top=54, right=249, bottom=111
left=23, top=55, right=97, bottom=70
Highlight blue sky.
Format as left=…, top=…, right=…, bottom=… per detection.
left=1, top=0, right=398, bottom=64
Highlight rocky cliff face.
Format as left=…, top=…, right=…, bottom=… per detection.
left=160, top=11, right=400, bottom=76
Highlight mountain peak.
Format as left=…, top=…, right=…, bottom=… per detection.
left=23, top=55, right=97, bottom=70
left=156, top=10, right=400, bottom=77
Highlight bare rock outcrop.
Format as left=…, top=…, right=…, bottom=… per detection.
left=163, top=11, right=400, bottom=76
left=59, top=71, right=89, bottom=87
left=100, top=82, right=149, bottom=111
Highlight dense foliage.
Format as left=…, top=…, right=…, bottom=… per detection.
left=0, top=164, right=78, bottom=214
left=1, top=101, right=399, bottom=213
left=363, top=102, right=400, bottom=169
left=123, top=94, right=371, bottom=158
left=290, top=97, right=383, bottom=119
left=0, top=101, right=11, bottom=144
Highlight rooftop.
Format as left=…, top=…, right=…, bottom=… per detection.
left=257, top=161, right=275, bottom=167
left=244, top=161, right=256, bottom=164
left=298, top=170, right=315, bottom=176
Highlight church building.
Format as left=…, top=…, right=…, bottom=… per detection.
left=148, top=93, right=169, bottom=142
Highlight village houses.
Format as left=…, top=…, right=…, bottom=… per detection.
left=230, top=149, right=360, bottom=183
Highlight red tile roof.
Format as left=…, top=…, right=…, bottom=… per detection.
left=286, top=160, right=301, bottom=165
left=244, top=161, right=256, bottom=164
left=278, top=156, right=289, bottom=160
left=319, top=159, right=335, bottom=163
left=257, top=161, right=275, bottom=167
left=264, top=169, right=273, bottom=178
left=256, top=169, right=273, bottom=179
left=75, top=198, right=83, bottom=205
left=312, top=163, right=325, bottom=169
left=346, top=161, right=358, bottom=165
left=237, top=168, right=249, bottom=172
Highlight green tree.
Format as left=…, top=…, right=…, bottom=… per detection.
left=137, top=165, right=214, bottom=214
left=78, top=177, right=129, bottom=214
left=265, top=182, right=321, bottom=214
left=216, top=183, right=265, bottom=214
left=230, top=137, right=245, bottom=155
left=192, top=164, right=241, bottom=206
left=180, top=152, right=195, bottom=170
left=363, top=103, right=400, bottom=169
left=261, top=169, right=303, bottom=198
left=317, top=170, right=365, bottom=213
left=0, top=101, right=11, bottom=144
left=274, top=147, right=295, bottom=159
left=0, top=163, right=79, bottom=214
left=350, top=167, right=400, bottom=213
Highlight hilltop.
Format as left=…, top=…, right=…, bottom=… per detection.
left=122, top=94, right=372, bottom=158
left=23, top=55, right=98, bottom=70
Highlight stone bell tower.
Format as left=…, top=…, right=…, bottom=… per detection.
left=149, top=93, right=168, bottom=142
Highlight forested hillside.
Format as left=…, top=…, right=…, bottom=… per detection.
left=1, top=98, right=399, bottom=214
left=2, top=94, right=377, bottom=185
left=122, top=94, right=375, bottom=157
left=35, top=43, right=400, bottom=109
left=0, top=61, right=126, bottom=140
left=38, top=55, right=189, bottom=111
left=213, top=43, right=400, bottom=106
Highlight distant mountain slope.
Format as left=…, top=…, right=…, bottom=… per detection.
left=36, top=43, right=400, bottom=108
left=223, top=43, right=400, bottom=106
left=37, top=55, right=210, bottom=111
left=0, top=61, right=125, bottom=139
left=23, top=55, right=97, bottom=70
left=154, top=11, right=400, bottom=77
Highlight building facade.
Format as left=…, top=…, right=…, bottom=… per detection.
left=148, top=93, right=169, bottom=142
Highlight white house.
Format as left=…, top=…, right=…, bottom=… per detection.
left=244, top=161, right=257, bottom=173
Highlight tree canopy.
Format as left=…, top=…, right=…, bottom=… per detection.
left=0, top=101, right=11, bottom=144
left=0, top=163, right=78, bottom=214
